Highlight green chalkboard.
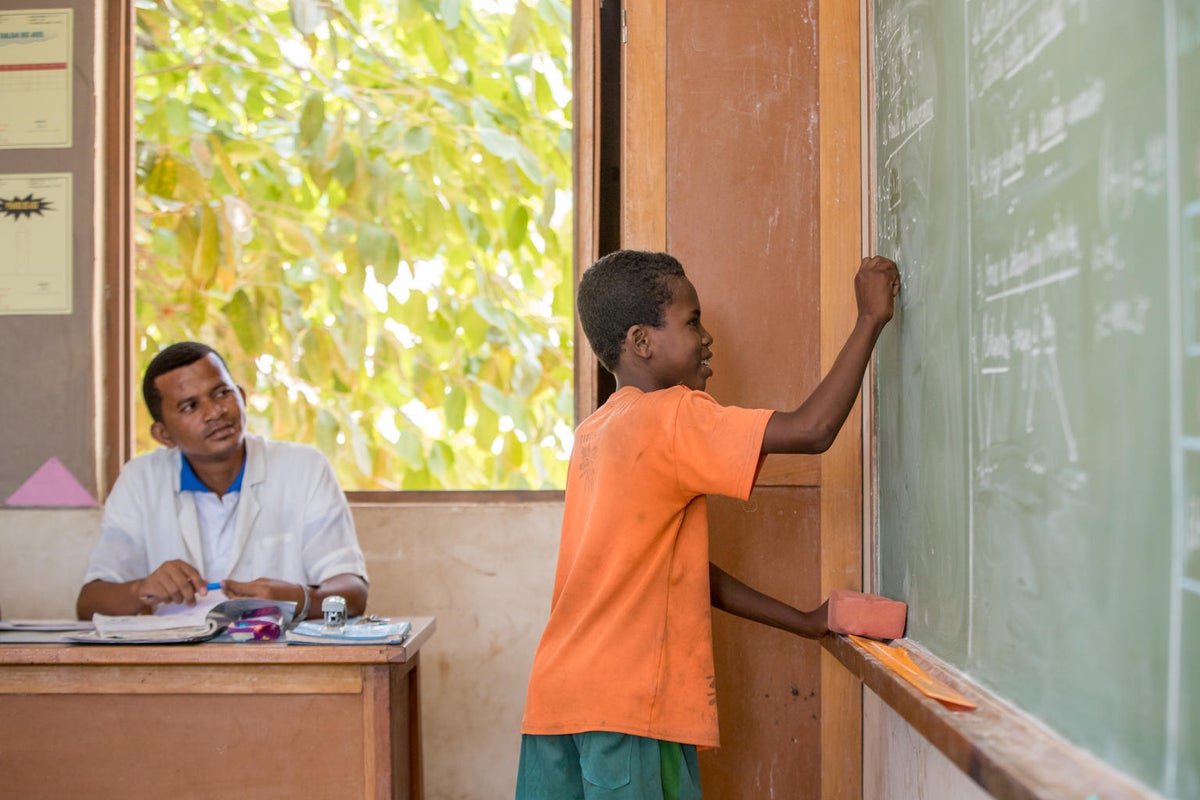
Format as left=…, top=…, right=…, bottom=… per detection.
left=874, top=2, right=1200, bottom=795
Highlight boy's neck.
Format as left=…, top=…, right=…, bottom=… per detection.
left=613, top=363, right=672, bottom=393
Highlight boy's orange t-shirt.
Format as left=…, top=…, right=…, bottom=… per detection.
left=520, top=385, right=773, bottom=748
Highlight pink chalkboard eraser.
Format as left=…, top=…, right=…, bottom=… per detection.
left=827, top=589, right=907, bottom=640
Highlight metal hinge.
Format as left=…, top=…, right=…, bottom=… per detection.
left=621, top=7, right=627, bottom=43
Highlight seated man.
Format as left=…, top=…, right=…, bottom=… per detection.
left=77, top=341, right=368, bottom=620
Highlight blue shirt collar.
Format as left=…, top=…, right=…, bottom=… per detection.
left=180, top=454, right=246, bottom=494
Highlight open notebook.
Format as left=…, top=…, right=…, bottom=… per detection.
left=68, top=598, right=296, bottom=644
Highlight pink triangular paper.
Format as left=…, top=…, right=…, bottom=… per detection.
left=6, top=457, right=98, bottom=507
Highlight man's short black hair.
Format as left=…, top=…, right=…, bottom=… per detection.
left=576, top=250, right=686, bottom=373
left=142, top=341, right=228, bottom=423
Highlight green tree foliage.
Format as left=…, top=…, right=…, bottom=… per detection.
left=134, top=0, right=573, bottom=490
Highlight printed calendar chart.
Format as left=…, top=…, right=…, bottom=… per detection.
left=0, top=9, right=72, bottom=149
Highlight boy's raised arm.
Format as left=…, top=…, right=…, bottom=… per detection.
left=761, top=255, right=899, bottom=455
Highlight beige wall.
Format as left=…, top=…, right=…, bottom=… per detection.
left=863, top=690, right=990, bottom=800
left=0, top=500, right=562, bottom=800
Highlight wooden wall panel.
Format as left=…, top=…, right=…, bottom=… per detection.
left=664, top=1, right=821, bottom=415
left=620, top=0, right=666, bottom=250
left=660, top=2, right=829, bottom=798
left=662, top=0, right=823, bottom=492
left=707, top=490, right=824, bottom=798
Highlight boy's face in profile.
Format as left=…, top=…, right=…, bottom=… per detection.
left=644, top=276, right=714, bottom=391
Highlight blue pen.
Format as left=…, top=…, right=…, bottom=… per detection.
left=205, top=581, right=223, bottom=591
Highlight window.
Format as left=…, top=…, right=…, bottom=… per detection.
left=126, top=0, right=574, bottom=492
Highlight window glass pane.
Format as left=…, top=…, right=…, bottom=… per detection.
left=133, top=0, right=573, bottom=490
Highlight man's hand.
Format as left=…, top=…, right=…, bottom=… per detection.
left=135, top=559, right=208, bottom=607
left=224, top=574, right=368, bottom=620
left=224, top=578, right=304, bottom=604
left=222, top=577, right=306, bottom=604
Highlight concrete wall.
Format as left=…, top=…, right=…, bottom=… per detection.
left=0, top=500, right=562, bottom=800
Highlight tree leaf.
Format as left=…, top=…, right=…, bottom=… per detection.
left=331, top=141, right=357, bottom=187
left=193, top=204, right=221, bottom=288
left=444, top=385, right=467, bottom=430
left=505, top=203, right=529, bottom=250
left=144, top=151, right=179, bottom=198
left=224, top=288, right=264, bottom=353
left=440, top=0, right=461, bottom=30
left=477, top=127, right=519, bottom=160
left=299, top=93, right=326, bottom=149
left=290, top=0, right=325, bottom=36
left=315, top=409, right=340, bottom=454
left=507, top=3, right=534, bottom=55
left=403, top=126, right=432, bottom=155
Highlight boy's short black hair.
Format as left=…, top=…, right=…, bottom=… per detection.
left=142, top=341, right=228, bottom=423
left=576, top=250, right=685, bottom=373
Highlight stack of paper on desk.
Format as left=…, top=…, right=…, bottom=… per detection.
left=69, top=598, right=296, bottom=644
left=0, top=619, right=94, bottom=632
left=89, top=611, right=219, bottom=642
left=0, top=619, right=96, bottom=643
left=286, top=617, right=412, bottom=645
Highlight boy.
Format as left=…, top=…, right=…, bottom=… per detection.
left=517, top=250, right=900, bottom=798
left=77, top=341, right=369, bottom=620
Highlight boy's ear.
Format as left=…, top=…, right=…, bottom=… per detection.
left=624, top=324, right=653, bottom=360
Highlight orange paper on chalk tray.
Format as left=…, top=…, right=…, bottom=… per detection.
left=849, top=635, right=977, bottom=710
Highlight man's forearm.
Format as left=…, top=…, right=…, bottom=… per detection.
left=76, top=579, right=147, bottom=619
left=309, top=573, right=370, bottom=619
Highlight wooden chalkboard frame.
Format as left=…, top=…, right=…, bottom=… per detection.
left=824, top=634, right=1154, bottom=800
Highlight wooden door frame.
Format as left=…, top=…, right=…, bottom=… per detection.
left=102, top=0, right=136, bottom=496
left=818, top=2, right=867, bottom=798
left=573, top=0, right=603, bottom=421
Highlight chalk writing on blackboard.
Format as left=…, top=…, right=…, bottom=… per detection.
left=875, top=1, right=1193, bottom=795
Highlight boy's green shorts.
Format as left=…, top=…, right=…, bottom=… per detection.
left=515, top=732, right=701, bottom=800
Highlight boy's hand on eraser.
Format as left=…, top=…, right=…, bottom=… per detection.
left=826, top=589, right=907, bottom=641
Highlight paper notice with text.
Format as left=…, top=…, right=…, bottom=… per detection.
left=0, top=9, right=72, bottom=149
left=0, top=173, right=72, bottom=315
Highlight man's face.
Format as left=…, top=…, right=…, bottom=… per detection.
left=150, top=353, right=247, bottom=464
left=645, top=276, right=714, bottom=391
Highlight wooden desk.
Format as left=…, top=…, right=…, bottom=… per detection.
left=0, top=616, right=435, bottom=800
